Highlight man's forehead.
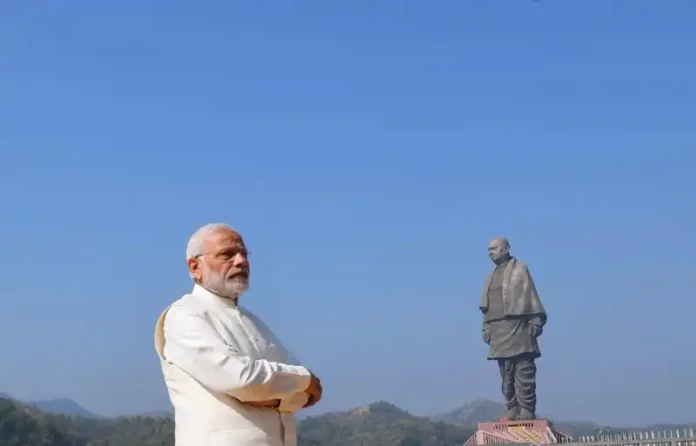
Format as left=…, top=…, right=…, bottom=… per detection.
left=206, top=229, right=245, bottom=248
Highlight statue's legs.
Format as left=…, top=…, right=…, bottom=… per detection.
left=497, top=359, right=519, bottom=419
left=497, top=354, right=537, bottom=420
left=513, top=354, right=537, bottom=420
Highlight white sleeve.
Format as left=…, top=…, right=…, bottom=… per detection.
left=162, top=304, right=312, bottom=401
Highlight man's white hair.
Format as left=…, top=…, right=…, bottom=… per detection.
left=186, top=223, right=236, bottom=260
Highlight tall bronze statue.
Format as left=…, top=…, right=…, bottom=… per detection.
left=480, top=237, right=546, bottom=421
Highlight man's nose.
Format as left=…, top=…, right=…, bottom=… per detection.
left=232, top=253, right=249, bottom=268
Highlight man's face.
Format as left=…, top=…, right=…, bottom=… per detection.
left=488, top=239, right=509, bottom=264
left=189, top=229, right=251, bottom=299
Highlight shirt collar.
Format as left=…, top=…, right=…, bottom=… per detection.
left=192, top=283, right=239, bottom=309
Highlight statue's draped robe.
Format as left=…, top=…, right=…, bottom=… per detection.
left=479, top=257, right=546, bottom=359
left=479, top=257, right=546, bottom=415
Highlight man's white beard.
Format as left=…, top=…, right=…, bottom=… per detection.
left=200, top=265, right=249, bottom=300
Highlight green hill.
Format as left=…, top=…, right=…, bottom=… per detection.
left=0, top=398, right=172, bottom=446
left=2, top=396, right=695, bottom=446
left=0, top=398, right=86, bottom=446
left=0, top=397, right=471, bottom=446
left=298, top=401, right=475, bottom=446
left=0, top=393, right=97, bottom=418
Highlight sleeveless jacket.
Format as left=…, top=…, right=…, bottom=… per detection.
left=154, top=285, right=311, bottom=445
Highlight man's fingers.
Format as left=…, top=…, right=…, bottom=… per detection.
left=303, top=394, right=317, bottom=408
left=303, top=375, right=323, bottom=408
left=303, top=386, right=322, bottom=408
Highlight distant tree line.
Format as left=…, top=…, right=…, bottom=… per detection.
left=7, top=397, right=691, bottom=446
left=1, top=398, right=478, bottom=446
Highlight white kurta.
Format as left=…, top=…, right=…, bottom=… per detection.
left=154, top=284, right=312, bottom=446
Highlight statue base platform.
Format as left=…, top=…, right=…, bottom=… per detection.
left=464, top=419, right=570, bottom=446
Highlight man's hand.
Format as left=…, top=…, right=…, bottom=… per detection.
left=529, top=324, right=542, bottom=338
left=483, top=329, right=491, bottom=345
left=303, top=373, right=323, bottom=409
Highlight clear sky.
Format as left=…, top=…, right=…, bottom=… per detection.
left=1, top=1, right=695, bottom=427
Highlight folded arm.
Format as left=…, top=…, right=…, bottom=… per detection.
left=162, top=305, right=311, bottom=402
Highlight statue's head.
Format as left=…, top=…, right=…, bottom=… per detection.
left=488, top=237, right=511, bottom=265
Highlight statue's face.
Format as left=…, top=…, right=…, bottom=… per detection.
left=488, top=239, right=510, bottom=264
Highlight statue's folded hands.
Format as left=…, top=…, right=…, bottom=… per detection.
left=528, top=324, right=542, bottom=338
left=483, top=327, right=491, bottom=345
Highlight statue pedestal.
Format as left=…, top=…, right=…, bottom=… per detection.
left=464, top=419, right=570, bottom=446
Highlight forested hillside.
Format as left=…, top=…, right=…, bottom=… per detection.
left=0, top=398, right=172, bottom=446
left=0, top=398, right=86, bottom=446
left=298, top=401, right=475, bottom=446
left=2, top=397, right=694, bottom=446
left=1, top=398, right=470, bottom=446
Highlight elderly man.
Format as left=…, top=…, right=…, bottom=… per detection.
left=154, top=223, right=322, bottom=445
left=479, top=237, right=546, bottom=421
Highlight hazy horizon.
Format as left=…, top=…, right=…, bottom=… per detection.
left=3, top=393, right=693, bottom=429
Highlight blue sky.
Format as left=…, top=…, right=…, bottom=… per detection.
left=1, top=1, right=695, bottom=426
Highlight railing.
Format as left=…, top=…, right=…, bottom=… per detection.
left=549, top=429, right=696, bottom=446
left=468, top=426, right=696, bottom=446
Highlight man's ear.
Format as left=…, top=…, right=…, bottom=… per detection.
left=188, top=257, right=201, bottom=281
